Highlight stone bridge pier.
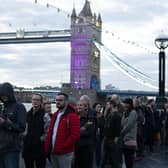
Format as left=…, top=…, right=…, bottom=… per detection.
left=61, top=88, right=107, bottom=107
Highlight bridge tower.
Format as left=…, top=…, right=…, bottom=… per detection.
left=70, top=0, right=102, bottom=90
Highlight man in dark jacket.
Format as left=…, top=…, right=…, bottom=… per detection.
left=0, top=82, right=26, bottom=168
left=145, top=99, right=156, bottom=152
left=74, top=99, right=96, bottom=168
left=22, top=93, right=46, bottom=168
left=102, top=100, right=122, bottom=168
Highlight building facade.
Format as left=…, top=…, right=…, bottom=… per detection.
left=70, top=0, right=102, bottom=90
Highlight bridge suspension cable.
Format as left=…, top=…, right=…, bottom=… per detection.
left=94, top=41, right=168, bottom=91
left=94, top=41, right=155, bottom=81
left=103, top=44, right=155, bottom=82
left=4, top=1, right=159, bottom=57
left=3, top=0, right=157, bottom=57
left=40, top=1, right=157, bottom=56
left=103, top=30, right=158, bottom=55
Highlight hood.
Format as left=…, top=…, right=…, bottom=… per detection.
left=0, top=82, right=16, bottom=103
left=64, top=103, right=77, bottom=114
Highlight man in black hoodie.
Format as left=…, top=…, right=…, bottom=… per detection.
left=0, top=82, right=26, bottom=168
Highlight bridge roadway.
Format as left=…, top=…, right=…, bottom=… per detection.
left=0, top=29, right=71, bottom=44
left=98, top=89, right=168, bottom=97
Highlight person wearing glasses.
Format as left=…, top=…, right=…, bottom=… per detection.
left=45, top=92, right=80, bottom=168
left=22, top=93, right=46, bottom=168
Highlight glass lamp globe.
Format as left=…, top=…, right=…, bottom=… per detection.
left=155, top=34, right=168, bottom=50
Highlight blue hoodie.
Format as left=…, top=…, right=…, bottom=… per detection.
left=0, top=82, right=26, bottom=153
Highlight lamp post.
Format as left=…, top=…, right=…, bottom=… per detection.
left=155, top=35, right=168, bottom=109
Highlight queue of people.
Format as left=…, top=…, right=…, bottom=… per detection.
left=0, top=82, right=168, bottom=168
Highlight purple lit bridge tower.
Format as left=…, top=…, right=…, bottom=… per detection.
left=70, top=0, right=102, bottom=90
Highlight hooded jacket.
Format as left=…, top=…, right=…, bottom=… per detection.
left=0, top=82, right=26, bottom=153
left=45, top=104, right=80, bottom=155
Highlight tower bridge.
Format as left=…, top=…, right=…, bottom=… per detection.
left=1, top=0, right=167, bottom=104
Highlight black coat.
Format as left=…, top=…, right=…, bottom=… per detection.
left=104, top=112, right=121, bottom=140
left=75, top=115, right=95, bottom=147
left=22, top=107, right=45, bottom=159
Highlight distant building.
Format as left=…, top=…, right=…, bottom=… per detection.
left=33, top=86, right=61, bottom=90
left=61, top=83, right=72, bottom=88
left=105, top=84, right=118, bottom=90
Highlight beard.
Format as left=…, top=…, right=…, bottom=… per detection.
left=57, top=104, right=65, bottom=110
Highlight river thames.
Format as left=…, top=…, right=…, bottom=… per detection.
left=24, top=103, right=57, bottom=113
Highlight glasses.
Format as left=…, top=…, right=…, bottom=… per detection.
left=55, top=99, right=64, bottom=102
left=32, top=98, right=41, bottom=101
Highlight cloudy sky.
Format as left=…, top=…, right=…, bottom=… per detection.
left=0, top=0, right=168, bottom=91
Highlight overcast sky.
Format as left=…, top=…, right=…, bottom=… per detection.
left=0, top=0, right=168, bottom=91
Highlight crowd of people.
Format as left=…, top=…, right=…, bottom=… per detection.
left=0, top=82, right=168, bottom=168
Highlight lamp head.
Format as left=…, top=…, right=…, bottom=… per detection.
left=155, top=33, right=168, bottom=50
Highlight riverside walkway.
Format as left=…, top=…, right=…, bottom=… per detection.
left=101, top=149, right=168, bottom=168
left=134, top=150, right=168, bottom=168
left=21, top=148, right=168, bottom=168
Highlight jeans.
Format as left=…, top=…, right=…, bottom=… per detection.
left=0, top=151, right=20, bottom=168
left=51, top=152, right=74, bottom=168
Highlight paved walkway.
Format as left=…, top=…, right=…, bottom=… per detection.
left=134, top=150, right=168, bottom=168
left=21, top=149, right=168, bottom=168
left=95, top=148, right=168, bottom=168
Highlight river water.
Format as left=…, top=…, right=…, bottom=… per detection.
left=24, top=103, right=57, bottom=113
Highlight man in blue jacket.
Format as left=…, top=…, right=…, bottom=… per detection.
left=0, top=82, right=26, bottom=168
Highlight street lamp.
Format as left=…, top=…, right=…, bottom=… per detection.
left=155, top=35, right=168, bottom=109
